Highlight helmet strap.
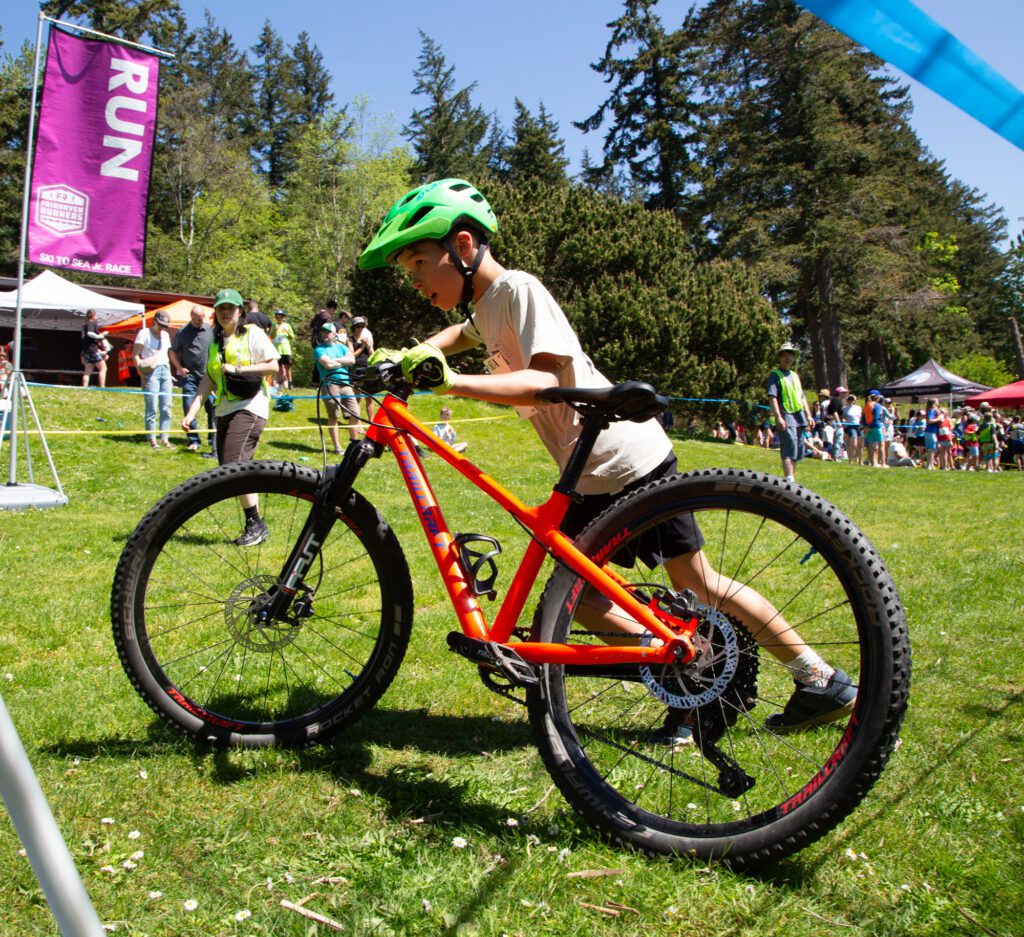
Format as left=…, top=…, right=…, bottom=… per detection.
left=445, top=236, right=489, bottom=328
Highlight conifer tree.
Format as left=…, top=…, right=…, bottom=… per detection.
left=41, top=0, right=181, bottom=43
left=575, top=0, right=700, bottom=214
left=500, top=100, right=569, bottom=186
left=403, top=32, right=489, bottom=182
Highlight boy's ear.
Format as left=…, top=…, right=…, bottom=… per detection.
left=453, top=228, right=477, bottom=260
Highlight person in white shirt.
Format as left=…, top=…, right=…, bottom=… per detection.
left=182, top=288, right=280, bottom=546
left=133, top=310, right=174, bottom=448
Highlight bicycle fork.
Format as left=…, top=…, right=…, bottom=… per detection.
left=256, top=439, right=381, bottom=623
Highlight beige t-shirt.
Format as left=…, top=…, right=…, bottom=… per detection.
left=464, top=270, right=670, bottom=495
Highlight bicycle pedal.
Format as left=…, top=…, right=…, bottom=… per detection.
left=446, top=633, right=539, bottom=688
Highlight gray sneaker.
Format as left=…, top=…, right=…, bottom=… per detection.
left=233, top=517, right=269, bottom=547
left=766, top=669, right=856, bottom=733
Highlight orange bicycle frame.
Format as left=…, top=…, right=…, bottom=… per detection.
left=363, top=393, right=697, bottom=666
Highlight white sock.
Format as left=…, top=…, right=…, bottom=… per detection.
left=784, top=649, right=835, bottom=688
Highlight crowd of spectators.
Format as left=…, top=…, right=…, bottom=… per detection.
left=691, top=390, right=1023, bottom=473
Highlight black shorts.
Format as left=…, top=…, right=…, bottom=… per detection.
left=216, top=410, right=266, bottom=464
left=278, top=354, right=291, bottom=366
left=560, top=453, right=704, bottom=569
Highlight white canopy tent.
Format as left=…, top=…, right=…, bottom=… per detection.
left=0, top=269, right=145, bottom=332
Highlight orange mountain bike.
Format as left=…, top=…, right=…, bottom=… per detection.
left=111, top=365, right=910, bottom=866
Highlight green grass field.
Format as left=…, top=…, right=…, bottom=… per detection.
left=0, top=384, right=1021, bottom=936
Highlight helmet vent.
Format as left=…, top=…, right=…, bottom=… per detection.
left=403, top=205, right=434, bottom=229
left=450, top=182, right=471, bottom=192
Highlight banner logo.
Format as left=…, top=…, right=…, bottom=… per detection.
left=35, top=184, right=90, bottom=237
left=28, top=29, right=160, bottom=278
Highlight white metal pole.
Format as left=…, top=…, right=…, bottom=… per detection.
left=0, top=692, right=104, bottom=936
left=7, top=12, right=46, bottom=488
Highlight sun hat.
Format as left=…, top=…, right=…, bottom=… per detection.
left=352, top=316, right=368, bottom=326
left=153, top=310, right=170, bottom=326
left=318, top=322, right=337, bottom=334
left=778, top=341, right=799, bottom=354
left=274, top=309, right=287, bottom=317
left=834, top=385, right=848, bottom=395
left=818, top=388, right=830, bottom=398
left=868, top=389, right=881, bottom=397
left=214, top=288, right=244, bottom=308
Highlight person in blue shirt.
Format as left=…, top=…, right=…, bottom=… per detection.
left=923, top=396, right=942, bottom=470
left=861, top=390, right=886, bottom=467
left=313, top=322, right=359, bottom=454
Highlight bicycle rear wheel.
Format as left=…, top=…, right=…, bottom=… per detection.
left=528, top=469, right=909, bottom=866
left=112, top=460, right=413, bottom=747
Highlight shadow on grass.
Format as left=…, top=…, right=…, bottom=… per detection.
left=264, top=438, right=324, bottom=455
left=40, top=721, right=201, bottom=759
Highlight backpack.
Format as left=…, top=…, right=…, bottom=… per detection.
left=273, top=394, right=295, bottom=413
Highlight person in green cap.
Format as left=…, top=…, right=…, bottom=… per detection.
left=358, top=178, right=856, bottom=735
left=767, top=341, right=814, bottom=483
left=181, top=288, right=280, bottom=546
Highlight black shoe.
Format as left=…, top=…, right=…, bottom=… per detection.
left=765, top=669, right=856, bottom=733
left=233, top=517, right=269, bottom=547
left=200, top=451, right=216, bottom=459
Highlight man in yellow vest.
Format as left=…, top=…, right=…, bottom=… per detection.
left=767, top=341, right=814, bottom=483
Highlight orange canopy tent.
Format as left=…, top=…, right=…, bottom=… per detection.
left=105, top=298, right=214, bottom=337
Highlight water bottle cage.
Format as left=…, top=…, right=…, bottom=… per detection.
left=453, top=533, right=501, bottom=600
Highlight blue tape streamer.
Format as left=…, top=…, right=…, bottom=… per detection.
left=798, top=0, right=1024, bottom=150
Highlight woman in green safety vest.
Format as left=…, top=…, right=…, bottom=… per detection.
left=767, top=341, right=814, bottom=483
left=181, top=288, right=280, bottom=546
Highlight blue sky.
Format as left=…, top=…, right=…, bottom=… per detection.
left=3, top=0, right=1023, bottom=243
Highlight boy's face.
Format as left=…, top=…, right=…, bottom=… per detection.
left=397, top=240, right=465, bottom=312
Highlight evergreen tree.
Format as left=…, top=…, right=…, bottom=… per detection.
left=685, top=0, right=945, bottom=390
left=251, top=21, right=294, bottom=188
left=188, top=12, right=257, bottom=143
left=403, top=32, right=489, bottom=182
left=289, top=32, right=334, bottom=128
left=0, top=39, right=32, bottom=271
left=576, top=0, right=700, bottom=214
left=41, top=0, right=181, bottom=42
left=499, top=100, right=568, bottom=186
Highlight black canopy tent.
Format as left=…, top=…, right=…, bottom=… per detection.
left=879, top=359, right=991, bottom=400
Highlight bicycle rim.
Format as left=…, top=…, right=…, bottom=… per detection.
left=112, top=461, right=412, bottom=747
left=529, top=469, right=909, bottom=865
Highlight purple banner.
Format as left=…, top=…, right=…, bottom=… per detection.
left=28, top=28, right=160, bottom=278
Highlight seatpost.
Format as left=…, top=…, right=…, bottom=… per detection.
left=553, top=411, right=607, bottom=499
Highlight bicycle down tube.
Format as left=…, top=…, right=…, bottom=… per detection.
left=361, top=393, right=698, bottom=666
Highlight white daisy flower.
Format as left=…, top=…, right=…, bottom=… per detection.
left=127, top=830, right=141, bottom=840
left=451, top=836, right=468, bottom=849
left=234, top=909, right=251, bottom=922
left=183, top=899, right=198, bottom=911
left=148, top=891, right=163, bottom=900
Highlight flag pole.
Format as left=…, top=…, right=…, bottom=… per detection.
left=6, top=12, right=47, bottom=488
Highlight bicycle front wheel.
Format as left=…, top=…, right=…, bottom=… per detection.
left=112, top=460, right=413, bottom=747
left=528, top=469, right=909, bottom=866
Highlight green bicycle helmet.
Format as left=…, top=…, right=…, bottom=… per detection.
left=358, top=178, right=498, bottom=271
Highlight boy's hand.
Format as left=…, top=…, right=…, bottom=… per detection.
left=367, top=347, right=404, bottom=367
left=403, top=342, right=454, bottom=394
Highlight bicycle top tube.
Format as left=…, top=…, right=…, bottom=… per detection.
left=356, top=389, right=696, bottom=665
